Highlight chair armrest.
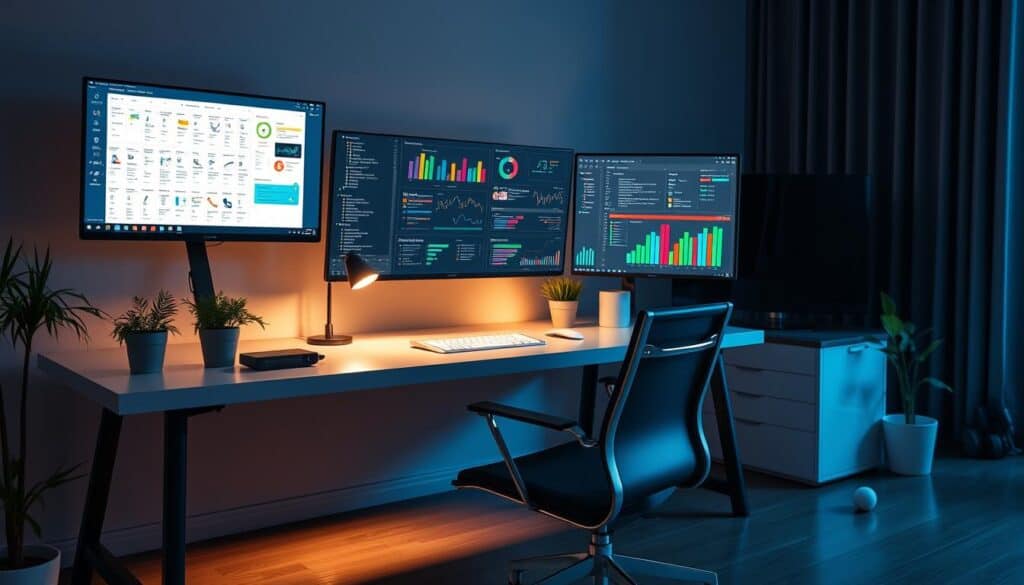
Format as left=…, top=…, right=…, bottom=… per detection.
left=468, top=401, right=577, bottom=431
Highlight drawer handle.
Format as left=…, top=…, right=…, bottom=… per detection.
left=848, top=342, right=885, bottom=353
left=731, top=364, right=765, bottom=372
left=735, top=417, right=763, bottom=426
left=732, top=390, right=764, bottom=399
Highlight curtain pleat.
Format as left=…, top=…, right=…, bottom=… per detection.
left=744, top=0, right=1017, bottom=439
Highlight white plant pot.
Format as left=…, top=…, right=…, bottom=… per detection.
left=0, top=545, right=60, bottom=585
left=883, top=414, right=939, bottom=475
left=548, top=300, right=579, bottom=328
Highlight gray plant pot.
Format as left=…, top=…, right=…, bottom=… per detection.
left=0, top=545, right=60, bottom=585
left=124, top=331, right=168, bottom=375
left=198, top=327, right=240, bottom=368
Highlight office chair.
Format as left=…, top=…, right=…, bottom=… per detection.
left=454, top=303, right=731, bottom=585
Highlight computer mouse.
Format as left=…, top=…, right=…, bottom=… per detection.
left=545, top=328, right=584, bottom=340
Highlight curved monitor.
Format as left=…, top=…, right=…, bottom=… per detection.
left=80, top=78, right=325, bottom=241
left=571, top=153, right=740, bottom=280
left=325, top=131, right=573, bottom=281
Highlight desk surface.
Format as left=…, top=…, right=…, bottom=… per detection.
left=38, top=321, right=764, bottom=415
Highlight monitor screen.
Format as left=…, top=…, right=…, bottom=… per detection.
left=571, top=154, right=739, bottom=279
left=325, top=131, right=573, bottom=280
left=80, top=78, right=325, bottom=241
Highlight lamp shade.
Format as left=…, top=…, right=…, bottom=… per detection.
left=345, top=253, right=379, bottom=290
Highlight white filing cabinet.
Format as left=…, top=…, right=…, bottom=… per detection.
left=704, top=332, right=886, bottom=485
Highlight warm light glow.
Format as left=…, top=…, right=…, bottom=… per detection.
left=125, top=496, right=568, bottom=583
left=351, top=273, right=378, bottom=290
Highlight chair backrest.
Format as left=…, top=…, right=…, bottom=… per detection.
left=598, top=303, right=732, bottom=523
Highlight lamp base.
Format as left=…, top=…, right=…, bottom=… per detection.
left=306, top=334, right=353, bottom=346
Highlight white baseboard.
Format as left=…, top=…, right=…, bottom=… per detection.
left=51, top=465, right=463, bottom=567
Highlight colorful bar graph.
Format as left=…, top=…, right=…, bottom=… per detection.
left=625, top=224, right=725, bottom=268
left=408, top=152, right=487, bottom=183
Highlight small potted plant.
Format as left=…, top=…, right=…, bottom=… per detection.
left=111, top=290, right=179, bottom=374
left=0, top=240, right=103, bottom=584
left=540, top=277, right=583, bottom=328
left=878, top=292, right=953, bottom=475
left=185, top=292, right=266, bottom=368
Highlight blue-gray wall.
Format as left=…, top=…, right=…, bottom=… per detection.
left=1, top=0, right=745, bottom=555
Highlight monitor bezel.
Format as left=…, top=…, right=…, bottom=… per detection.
left=79, top=76, right=327, bottom=243
left=569, top=151, right=741, bottom=281
left=323, top=129, right=575, bottom=282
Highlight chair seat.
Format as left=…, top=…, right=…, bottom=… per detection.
left=454, top=441, right=614, bottom=527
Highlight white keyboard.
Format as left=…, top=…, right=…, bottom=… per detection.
left=410, top=333, right=546, bottom=354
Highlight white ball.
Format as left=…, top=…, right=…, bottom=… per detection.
left=853, top=486, right=877, bottom=512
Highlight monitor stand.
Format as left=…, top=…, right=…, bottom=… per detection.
left=185, top=241, right=216, bottom=303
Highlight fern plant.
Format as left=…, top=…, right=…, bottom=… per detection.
left=879, top=292, right=953, bottom=424
left=184, top=292, right=267, bottom=331
left=540, top=277, right=583, bottom=302
left=111, top=289, right=179, bottom=343
left=0, top=239, right=104, bottom=568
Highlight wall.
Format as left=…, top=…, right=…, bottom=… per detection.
left=0, top=0, right=745, bottom=556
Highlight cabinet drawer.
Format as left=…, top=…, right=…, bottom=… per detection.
left=725, top=365, right=819, bottom=404
left=724, top=343, right=818, bottom=376
left=704, top=391, right=816, bottom=432
left=704, top=415, right=817, bottom=482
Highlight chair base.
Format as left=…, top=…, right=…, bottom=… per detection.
left=508, top=531, right=717, bottom=585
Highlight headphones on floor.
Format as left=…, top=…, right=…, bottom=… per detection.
left=962, top=405, right=1019, bottom=459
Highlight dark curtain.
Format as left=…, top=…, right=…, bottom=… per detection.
left=745, top=0, right=1021, bottom=440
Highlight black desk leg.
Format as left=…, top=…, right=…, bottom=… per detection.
left=71, top=409, right=124, bottom=585
left=163, top=410, right=189, bottom=585
left=709, top=355, right=750, bottom=517
left=578, top=364, right=599, bottom=437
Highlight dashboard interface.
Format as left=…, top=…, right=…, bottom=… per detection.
left=326, top=132, right=573, bottom=280
left=572, top=154, right=739, bottom=279
left=80, top=78, right=324, bottom=240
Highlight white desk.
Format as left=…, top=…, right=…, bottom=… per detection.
left=41, top=321, right=763, bottom=585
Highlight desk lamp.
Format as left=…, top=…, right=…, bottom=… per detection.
left=307, top=253, right=379, bottom=346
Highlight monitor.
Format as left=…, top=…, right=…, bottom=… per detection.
left=571, top=154, right=740, bottom=279
left=732, top=174, right=872, bottom=328
left=80, top=77, right=325, bottom=241
left=325, top=131, right=573, bottom=280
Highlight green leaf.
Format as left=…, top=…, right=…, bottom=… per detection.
left=880, top=291, right=897, bottom=315
left=881, top=314, right=904, bottom=337
left=184, top=291, right=267, bottom=331
left=540, top=277, right=583, bottom=301
left=918, top=377, right=953, bottom=392
left=916, top=339, right=943, bottom=363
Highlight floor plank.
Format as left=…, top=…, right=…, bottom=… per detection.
left=64, top=456, right=1024, bottom=584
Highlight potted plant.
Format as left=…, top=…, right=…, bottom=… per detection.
left=111, top=290, right=179, bottom=374
left=540, top=277, right=583, bottom=328
left=878, top=292, right=953, bottom=475
left=0, top=239, right=103, bottom=584
left=185, top=292, right=266, bottom=368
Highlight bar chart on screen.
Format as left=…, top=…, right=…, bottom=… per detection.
left=624, top=223, right=725, bottom=268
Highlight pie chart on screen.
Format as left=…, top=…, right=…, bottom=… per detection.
left=498, top=156, right=519, bottom=180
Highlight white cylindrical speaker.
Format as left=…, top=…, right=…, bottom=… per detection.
left=599, top=290, right=631, bottom=328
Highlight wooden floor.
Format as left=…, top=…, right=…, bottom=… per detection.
left=68, top=456, right=1024, bottom=584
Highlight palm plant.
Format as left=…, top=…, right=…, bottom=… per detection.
left=0, top=239, right=104, bottom=568
left=184, top=292, right=266, bottom=331
left=111, top=289, right=179, bottom=343
left=879, top=292, right=952, bottom=424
